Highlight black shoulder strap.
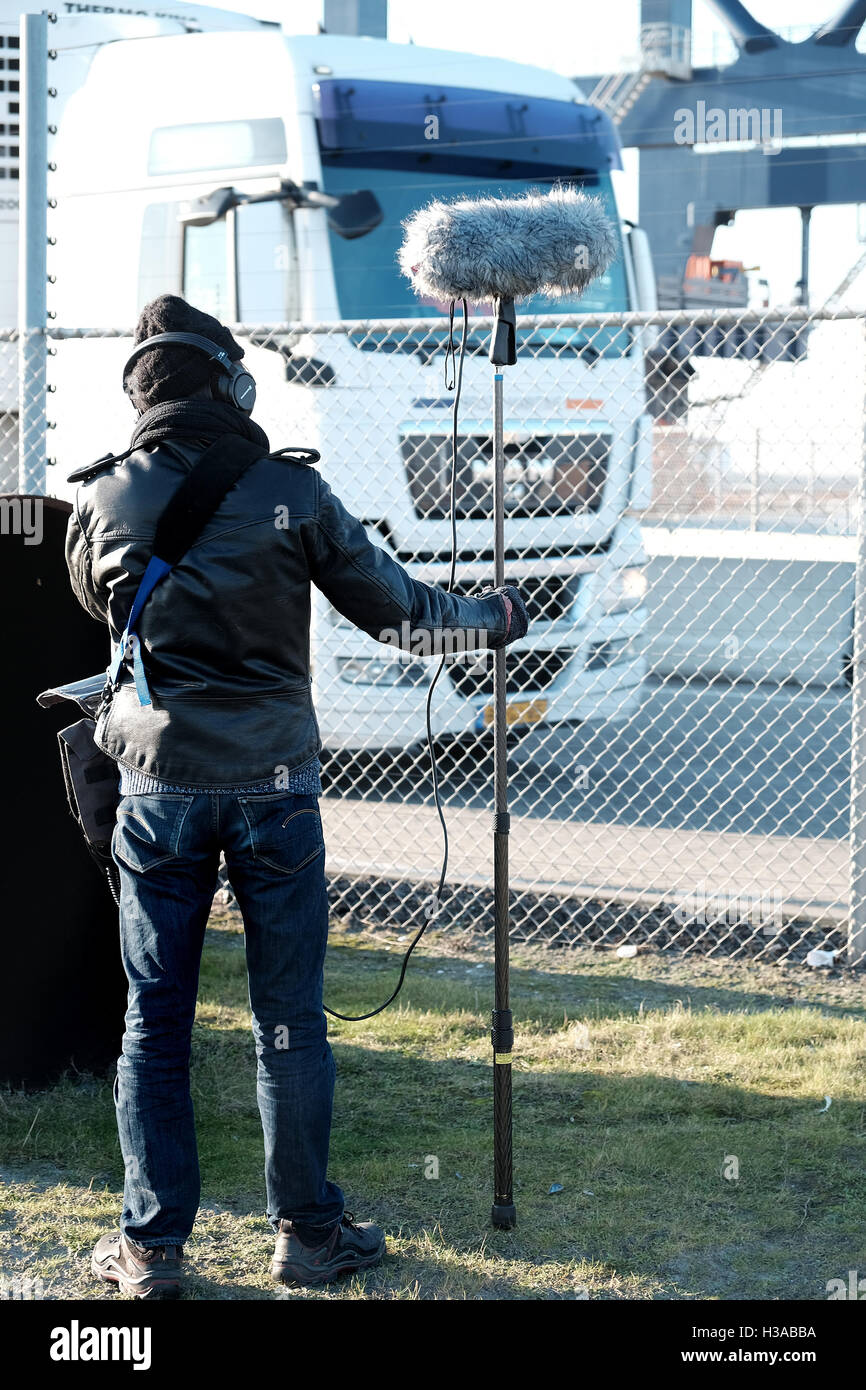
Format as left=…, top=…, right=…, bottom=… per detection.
left=152, top=434, right=266, bottom=566
left=105, top=433, right=270, bottom=703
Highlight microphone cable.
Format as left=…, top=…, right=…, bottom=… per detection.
left=325, top=298, right=469, bottom=1021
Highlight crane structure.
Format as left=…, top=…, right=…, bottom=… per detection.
left=580, top=0, right=866, bottom=315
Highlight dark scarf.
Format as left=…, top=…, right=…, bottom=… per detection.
left=130, top=398, right=271, bottom=454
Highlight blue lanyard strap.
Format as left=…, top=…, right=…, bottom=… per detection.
left=106, top=555, right=172, bottom=706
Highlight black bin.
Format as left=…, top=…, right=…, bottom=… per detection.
left=0, top=494, right=125, bottom=1087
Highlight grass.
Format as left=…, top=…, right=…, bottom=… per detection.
left=1, top=909, right=865, bottom=1300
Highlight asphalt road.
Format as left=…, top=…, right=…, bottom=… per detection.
left=508, top=677, right=851, bottom=841
left=320, top=678, right=853, bottom=917
left=324, top=677, right=851, bottom=839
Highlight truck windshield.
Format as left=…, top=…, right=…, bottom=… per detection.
left=315, top=79, right=629, bottom=350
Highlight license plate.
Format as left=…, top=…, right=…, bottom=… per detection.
left=481, top=698, right=548, bottom=729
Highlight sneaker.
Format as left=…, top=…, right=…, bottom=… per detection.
left=91, top=1232, right=184, bottom=1300
left=271, top=1212, right=385, bottom=1287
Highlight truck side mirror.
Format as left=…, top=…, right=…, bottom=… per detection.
left=326, top=189, right=383, bottom=240
left=178, top=187, right=236, bottom=227
left=627, top=225, right=657, bottom=313
left=177, top=183, right=383, bottom=239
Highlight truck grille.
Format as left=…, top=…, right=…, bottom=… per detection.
left=401, top=431, right=609, bottom=520
left=446, top=574, right=579, bottom=624
left=447, top=648, right=571, bottom=699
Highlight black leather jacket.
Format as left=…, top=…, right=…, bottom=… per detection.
left=65, top=436, right=510, bottom=786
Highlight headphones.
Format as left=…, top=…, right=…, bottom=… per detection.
left=123, top=331, right=257, bottom=415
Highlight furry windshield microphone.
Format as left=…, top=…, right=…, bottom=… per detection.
left=398, top=185, right=618, bottom=304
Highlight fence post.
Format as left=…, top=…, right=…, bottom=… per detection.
left=17, top=10, right=49, bottom=497
left=750, top=429, right=760, bottom=531
left=848, top=319, right=866, bottom=967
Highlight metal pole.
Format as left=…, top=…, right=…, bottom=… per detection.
left=18, top=11, right=49, bottom=497
left=798, top=206, right=813, bottom=309
left=489, top=297, right=516, bottom=1230
left=750, top=429, right=760, bottom=531
left=848, top=318, right=866, bottom=967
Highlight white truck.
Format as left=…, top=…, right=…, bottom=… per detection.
left=43, top=25, right=655, bottom=754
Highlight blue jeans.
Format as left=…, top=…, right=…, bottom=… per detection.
left=110, top=789, right=344, bottom=1248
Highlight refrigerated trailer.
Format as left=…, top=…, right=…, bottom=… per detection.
left=0, top=0, right=276, bottom=477
left=44, top=27, right=656, bottom=752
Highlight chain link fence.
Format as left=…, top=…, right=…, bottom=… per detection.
left=3, top=8, right=862, bottom=968
left=6, top=304, right=864, bottom=965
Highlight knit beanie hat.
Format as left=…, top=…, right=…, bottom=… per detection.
left=123, top=294, right=245, bottom=411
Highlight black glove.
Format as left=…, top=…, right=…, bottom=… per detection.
left=482, top=584, right=530, bottom=647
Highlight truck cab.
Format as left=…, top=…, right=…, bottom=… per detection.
left=49, top=28, right=655, bottom=751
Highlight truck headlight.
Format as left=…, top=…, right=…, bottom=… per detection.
left=601, top=565, right=647, bottom=614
